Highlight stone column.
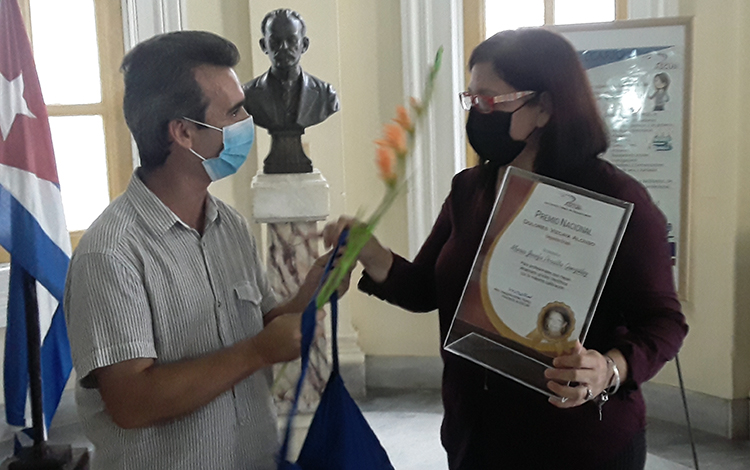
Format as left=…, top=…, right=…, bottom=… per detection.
left=251, top=169, right=365, bottom=455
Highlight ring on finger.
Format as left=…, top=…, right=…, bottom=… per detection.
left=560, top=397, right=568, bottom=403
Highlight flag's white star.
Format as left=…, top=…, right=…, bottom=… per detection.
left=0, top=72, right=36, bottom=141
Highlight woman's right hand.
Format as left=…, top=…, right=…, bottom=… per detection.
left=321, top=216, right=394, bottom=283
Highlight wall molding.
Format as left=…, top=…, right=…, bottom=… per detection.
left=366, top=355, right=442, bottom=390
left=629, top=0, right=680, bottom=19
left=121, top=0, right=186, bottom=51
left=366, top=355, right=749, bottom=439
left=119, top=0, right=185, bottom=169
left=400, top=0, right=466, bottom=257
left=641, top=381, right=749, bottom=440
left=4, top=357, right=747, bottom=441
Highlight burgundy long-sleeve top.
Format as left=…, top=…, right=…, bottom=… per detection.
left=359, top=160, right=688, bottom=470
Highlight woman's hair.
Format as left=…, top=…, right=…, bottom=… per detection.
left=469, top=28, right=608, bottom=181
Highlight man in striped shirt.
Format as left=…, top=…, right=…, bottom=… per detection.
left=63, top=31, right=326, bottom=470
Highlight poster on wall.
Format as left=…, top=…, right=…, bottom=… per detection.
left=553, top=18, right=692, bottom=296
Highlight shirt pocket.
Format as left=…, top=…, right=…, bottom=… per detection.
left=231, top=282, right=275, bottom=426
left=232, top=281, right=265, bottom=337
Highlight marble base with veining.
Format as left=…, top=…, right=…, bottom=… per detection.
left=251, top=169, right=366, bottom=428
left=251, top=170, right=329, bottom=224
left=265, top=221, right=330, bottom=415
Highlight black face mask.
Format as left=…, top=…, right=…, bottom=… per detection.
left=465, top=105, right=529, bottom=166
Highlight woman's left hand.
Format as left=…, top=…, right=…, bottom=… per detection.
left=544, top=341, right=611, bottom=408
left=288, top=249, right=351, bottom=314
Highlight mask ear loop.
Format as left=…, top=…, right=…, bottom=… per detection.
left=182, top=117, right=224, bottom=165
left=182, top=116, right=222, bottom=132
left=188, top=148, right=207, bottom=161
left=511, top=95, right=544, bottom=142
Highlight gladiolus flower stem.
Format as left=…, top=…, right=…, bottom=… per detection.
left=315, top=46, right=443, bottom=308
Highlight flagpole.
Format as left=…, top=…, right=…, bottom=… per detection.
left=3, top=269, right=88, bottom=470
left=21, top=270, right=46, bottom=448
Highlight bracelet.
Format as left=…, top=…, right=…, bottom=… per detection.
left=604, top=354, right=621, bottom=395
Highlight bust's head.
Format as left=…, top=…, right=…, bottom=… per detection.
left=260, top=9, right=309, bottom=74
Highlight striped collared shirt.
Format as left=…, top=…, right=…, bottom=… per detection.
left=64, top=170, right=279, bottom=470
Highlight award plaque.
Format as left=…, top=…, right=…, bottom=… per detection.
left=444, top=167, right=633, bottom=396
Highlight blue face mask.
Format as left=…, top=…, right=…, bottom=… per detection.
left=184, top=116, right=255, bottom=181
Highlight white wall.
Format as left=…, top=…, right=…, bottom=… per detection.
left=645, top=0, right=750, bottom=401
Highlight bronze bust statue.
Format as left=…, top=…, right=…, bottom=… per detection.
left=244, top=9, right=340, bottom=174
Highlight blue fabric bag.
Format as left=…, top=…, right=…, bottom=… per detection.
left=277, top=237, right=394, bottom=470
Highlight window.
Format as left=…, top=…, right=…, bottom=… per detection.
left=0, top=0, right=132, bottom=264
left=485, top=0, right=628, bottom=36
left=462, top=0, right=628, bottom=166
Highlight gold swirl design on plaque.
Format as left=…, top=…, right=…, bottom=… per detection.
left=479, top=182, right=576, bottom=355
left=479, top=182, right=538, bottom=349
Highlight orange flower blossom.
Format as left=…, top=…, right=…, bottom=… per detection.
left=375, top=145, right=397, bottom=186
left=315, top=46, right=443, bottom=308
left=393, top=105, right=414, bottom=134
left=382, top=123, right=408, bottom=156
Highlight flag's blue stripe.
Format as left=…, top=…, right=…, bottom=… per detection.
left=3, top=266, right=71, bottom=429
left=0, top=185, right=72, bottom=428
left=40, top=304, right=73, bottom=428
left=0, top=184, right=69, bottom=300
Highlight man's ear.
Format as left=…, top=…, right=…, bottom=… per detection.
left=168, top=119, right=193, bottom=151
left=259, top=38, right=268, bottom=54
left=301, top=37, right=310, bottom=53
left=536, top=91, right=552, bottom=128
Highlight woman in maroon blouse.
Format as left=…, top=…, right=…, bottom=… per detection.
left=325, top=28, right=687, bottom=470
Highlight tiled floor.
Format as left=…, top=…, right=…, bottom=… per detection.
left=359, top=388, right=750, bottom=470
left=3, top=388, right=750, bottom=469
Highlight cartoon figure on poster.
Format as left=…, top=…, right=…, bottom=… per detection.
left=648, top=72, right=670, bottom=111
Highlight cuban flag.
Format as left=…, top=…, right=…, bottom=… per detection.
left=0, top=0, right=73, bottom=429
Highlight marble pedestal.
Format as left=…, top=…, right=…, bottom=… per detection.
left=252, top=169, right=366, bottom=456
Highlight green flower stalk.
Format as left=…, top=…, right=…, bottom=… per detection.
left=316, top=46, right=443, bottom=308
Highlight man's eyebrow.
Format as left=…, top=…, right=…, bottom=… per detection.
left=228, top=101, right=244, bottom=115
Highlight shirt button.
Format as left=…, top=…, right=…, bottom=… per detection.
left=217, top=301, right=222, bottom=308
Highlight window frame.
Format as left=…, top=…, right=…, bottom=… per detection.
left=0, top=0, right=131, bottom=264
left=544, top=0, right=629, bottom=24
left=462, top=0, right=628, bottom=167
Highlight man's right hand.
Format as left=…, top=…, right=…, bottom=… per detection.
left=93, top=308, right=315, bottom=430
left=250, top=313, right=303, bottom=366
left=94, top=315, right=303, bottom=430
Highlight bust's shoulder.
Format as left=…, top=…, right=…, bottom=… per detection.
left=243, top=71, right=271, bottom=93
left=301, top=70, right=336, bottom=94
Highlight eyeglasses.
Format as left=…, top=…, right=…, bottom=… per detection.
left=459, top=90, right=536, bottom=114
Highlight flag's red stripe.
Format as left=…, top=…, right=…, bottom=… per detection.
left=0, top=0, right=59, bottom=185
